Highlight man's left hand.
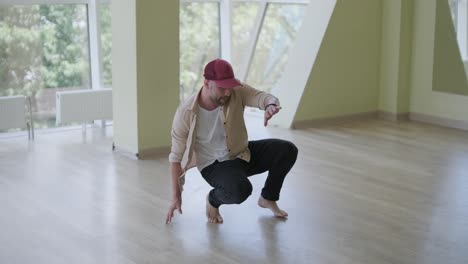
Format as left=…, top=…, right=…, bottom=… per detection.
left=264, top=105, right=281, bottom=126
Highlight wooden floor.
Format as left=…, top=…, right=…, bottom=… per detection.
left=0, top=116, right=467, bottom=264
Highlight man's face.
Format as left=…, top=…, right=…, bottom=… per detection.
left=207, top=81, right=232, bottom=106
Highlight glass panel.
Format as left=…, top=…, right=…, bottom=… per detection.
left=0, top=5, right=90, bottom=130
left=246, top=4, right=306, bottom=93
left=449, top=0, right=459, bottom=32
left=100, top=3, right=112, bottom=88
left=231, top=1, right=259, bottom=74
left=180, top=2, right=220, bottom=101
left=438, top=0, right=468, bottom=95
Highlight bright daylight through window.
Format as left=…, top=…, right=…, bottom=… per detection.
left=0, top=0, right=307, bottom=135
left=0, top=0, right=111, bottom=132
left=180, top=0, right=308, bottom=100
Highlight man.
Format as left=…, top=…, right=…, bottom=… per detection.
left=166, top=59, right=298, bottom=224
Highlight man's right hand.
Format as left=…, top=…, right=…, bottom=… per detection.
left=166, top=196, right=182, bottom=224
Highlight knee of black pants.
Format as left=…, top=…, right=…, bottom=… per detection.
left=230, top=180, right=253, bottom=204
left=289, top=141, right=299, bottom=160
left=281, top=140, right=298, bottom=162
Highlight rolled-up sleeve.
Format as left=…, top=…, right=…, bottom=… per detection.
left=168, top=107, right=190, bottom=163
left=239, top=83, right=280, bottom=110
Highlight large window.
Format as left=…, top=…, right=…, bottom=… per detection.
left=450, top=0, right=459, bottom=32
left=246, top=3, right=306, bottom=93
left=0, top=4, right=90, bottom=128
left=449, top=0, right=468, bottom=59
left=0, top=0, right=112, bottom=131
left=180, top=0, right=308, bottom=99
left=231, top=1, right=259, bottom=74
left=180, top=2, right=220, bottom=100
left=100, top=3, right=112, bottom=88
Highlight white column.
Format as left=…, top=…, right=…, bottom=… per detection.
left=456, top=0, right=468, bottom=59
left=88, top=0, right=103, bottom=89
left=220, top=0, right=232, bottom=61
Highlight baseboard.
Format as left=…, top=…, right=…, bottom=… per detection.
left=112, top=144, right=170, bottom=160
left=409, top=112, right=468, bottom=131
left=377, top=111, right=410, bottom=121
left=292, top=111, right=378, bottom=129
left=113, top=145, right=139, bottom=160
left=292, top=110, right=468, bottom=131
left=137, top=146, right=171, bottom=160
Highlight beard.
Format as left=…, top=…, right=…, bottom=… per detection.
left=217, top=96, right=230, bottom=106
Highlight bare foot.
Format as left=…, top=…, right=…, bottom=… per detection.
left=258, top=196, right=288, bottom=218
left=206, top=194, right=223, bottom=223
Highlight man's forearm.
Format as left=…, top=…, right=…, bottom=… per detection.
left=170, top=162, right=183, bottom=198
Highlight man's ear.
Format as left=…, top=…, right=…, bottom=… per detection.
left=203, top=79, right=209, bottom=89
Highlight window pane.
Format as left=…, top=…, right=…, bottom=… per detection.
left=246, top=4, right=306, bottom=93
left=231, top=2, right=259, bottom=74
left=100, top=3, right=112, bottom=88
left=180, top=2, right=220, bottom=101
left=0, top=5, right=90, bottom=130
left=449, top=0, right=458, bottom=32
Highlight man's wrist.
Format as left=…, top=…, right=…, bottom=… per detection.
left=265, top=103, right=277, bottom=109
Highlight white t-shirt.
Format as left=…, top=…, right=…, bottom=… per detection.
left=195, top=106, right=230, bottom=171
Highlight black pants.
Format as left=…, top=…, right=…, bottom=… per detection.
left=200, top=139, right=298, bottom=208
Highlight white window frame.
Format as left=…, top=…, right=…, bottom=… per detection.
left=0, top=0, right=110, bottom=90
left=181, top=0, right=308, bottom=82
left=454, top=0, right=468, bottom=60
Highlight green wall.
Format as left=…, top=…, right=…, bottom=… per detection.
left=432, top=0, right=468, bottom=95
left=112, top=0, right=179, bottom=155
left=136, top=1, right=179, bottom=151
left=292, top=0, right=468, bottom=126
left=294, top=0, right=382, bottom=121
left=410, top=0, right=468, bottom=122
left=379, top=0, right=401, bottom=114
left=397, top=0, right=413, bottom=113
left=378, top=0, right=413, bottom=115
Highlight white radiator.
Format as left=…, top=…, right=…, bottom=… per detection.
left=56, top=89, right=113, bottom=125
left=0, top=95, right=27, bottom=130
left=0, top=95, right=33, bottom=139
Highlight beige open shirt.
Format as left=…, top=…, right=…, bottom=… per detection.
left=168, top=83, right=279, bottom=189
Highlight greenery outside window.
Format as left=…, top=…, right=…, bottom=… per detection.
left=180, top=2, right=220, bottom=100
left=0, top=4, right=90, bottom=129
left=0, top=1, right=112, bottom=131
